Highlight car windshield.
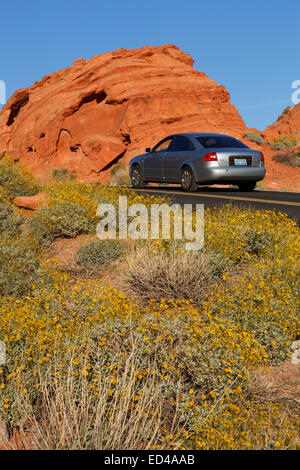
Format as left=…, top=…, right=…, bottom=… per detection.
left=196, top=135, right=248, bottom=149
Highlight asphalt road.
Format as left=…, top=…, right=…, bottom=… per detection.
left=134, top=186, right=300, bottom=225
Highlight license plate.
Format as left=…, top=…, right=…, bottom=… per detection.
left=234, top=158, right=247, bottom=166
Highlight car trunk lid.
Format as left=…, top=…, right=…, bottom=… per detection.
left=214, top=148, right=261, bottom=167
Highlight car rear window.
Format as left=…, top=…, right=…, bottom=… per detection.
left=196, top=136, right=248, bottom=149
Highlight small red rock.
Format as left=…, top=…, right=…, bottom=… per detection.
left=12, top=192, right=48, bottom=210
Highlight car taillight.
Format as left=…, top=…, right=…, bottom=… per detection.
left=260, top=152, right=264, bottom=162
left=203, top=152, right=218, bottom=161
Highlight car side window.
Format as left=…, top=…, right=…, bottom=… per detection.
left=152, top=137, right=173, bottom=153
left=168, top=136, right=195, bottom=152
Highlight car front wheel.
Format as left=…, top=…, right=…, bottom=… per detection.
left=131, top=165, right=145, bottom=189
left=180, top=167, right=198, bottom=192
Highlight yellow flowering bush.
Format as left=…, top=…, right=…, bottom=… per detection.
left=0, top=162, right=298, bottom=449
left=29, top=181, right=167, bottom=245
left=0, top=278, right=266, bottom=448
left=44, top=181, right=166, bottom=222
left=271, top=135, right=298, bottom=151
left=191, top=399, right=300, bottom=450
left=0, top=156, right=39, bottom=200
left=0, top=201, right=25, bottom=239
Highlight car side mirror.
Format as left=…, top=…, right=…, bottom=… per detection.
left=145, top=147, right=151, bottom=153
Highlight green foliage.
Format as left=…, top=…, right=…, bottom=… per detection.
left=30, top=202, right=95, bottom=244
left=243, top=132, right=264, bottom=145
left=0, top=238, right=46, bottom=298
left=0, top=156, right=39, bottom=200
left=75, top=240, right=125, bottom=271
left=243, top=229, right=275, bottom=255
left=0, top=202, right=25, bottom=238
left=271, top=135, right=297, bottom=151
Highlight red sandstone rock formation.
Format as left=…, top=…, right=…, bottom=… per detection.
left=264, top=103, right=300, bottom=141
left=0, top=44, right=247, bottom=182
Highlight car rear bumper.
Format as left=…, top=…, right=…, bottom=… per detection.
left=196, top=166, right=266, bottom=184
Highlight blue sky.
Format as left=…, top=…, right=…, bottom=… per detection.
left=0, top=0, right=299, bottom=130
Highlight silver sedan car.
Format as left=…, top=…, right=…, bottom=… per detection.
left=129, top=133, right=265, bottom=192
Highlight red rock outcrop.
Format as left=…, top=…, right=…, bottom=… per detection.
left=240, top=138, right=300, bottom=192
left=0, top=45, right=247, bottom=182
left=264, top=103, right=300, bottom=141
left=12, top=192, right=48, bottom=210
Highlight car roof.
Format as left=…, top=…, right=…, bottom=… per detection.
left=168, top=132, right=236, bottom=138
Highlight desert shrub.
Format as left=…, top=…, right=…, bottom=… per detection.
left=204, top=205, right=298, bottom=267
left=13, top=357, right=178, bottom=450
left=52, top=167, right=75, bottom=182
left=29, top=202, right=95, bottom=244
left=191, top=399, right=300, bottom=450
left=204, top=257, right=300, bottom=364
left=0, top=184, right=9, bottom=203
left=0, top=238, right=46, bottom=298
left=45, top=181, right=166, bottom=218
left=126, top=247, right=216, bottom=305
left=28, top=181, right=166, bottom=246
left=272, top=151, right=300, bottom=167
left=0, top=156, right=39, bottom=200
left=0, top=280, right=266, bottom=448
left=0, top=185, right=299, bottom=449
left=0, top=202, right=25, bottom=238
left=110, top=163, right=130, bottom=186
left=75, top=240, right=125, bottom=271
left=243, top=132, right=264, bottom=145
left=271, top=135, right=297, bottom=151
left=0, top=274, right=298, bottom=448
left=243, top=228, right=275, bottom=255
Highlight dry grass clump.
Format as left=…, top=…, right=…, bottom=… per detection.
left=243, top=132, right=264, bottom=145
left=110, top=163, right=130, bottom=186
left=12, top=347, right=184, bottom=450
left=272, top=151, right=300, bottom=167
left=125, top=247, right=216, bottom=306
left=52, top=167, right=76, bottom=182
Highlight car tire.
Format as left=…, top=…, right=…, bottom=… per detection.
left=238, top=182, right=256, bottom=192
left=131, top=165, right=145, bottom=189
left=180, top=166, right=198, bottom=192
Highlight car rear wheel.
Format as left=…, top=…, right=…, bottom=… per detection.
left=180, top=167, right=198, bottom=192
left=238, top=182, right=256, bottom=192
left=131, top=165, right=145, bottom=189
